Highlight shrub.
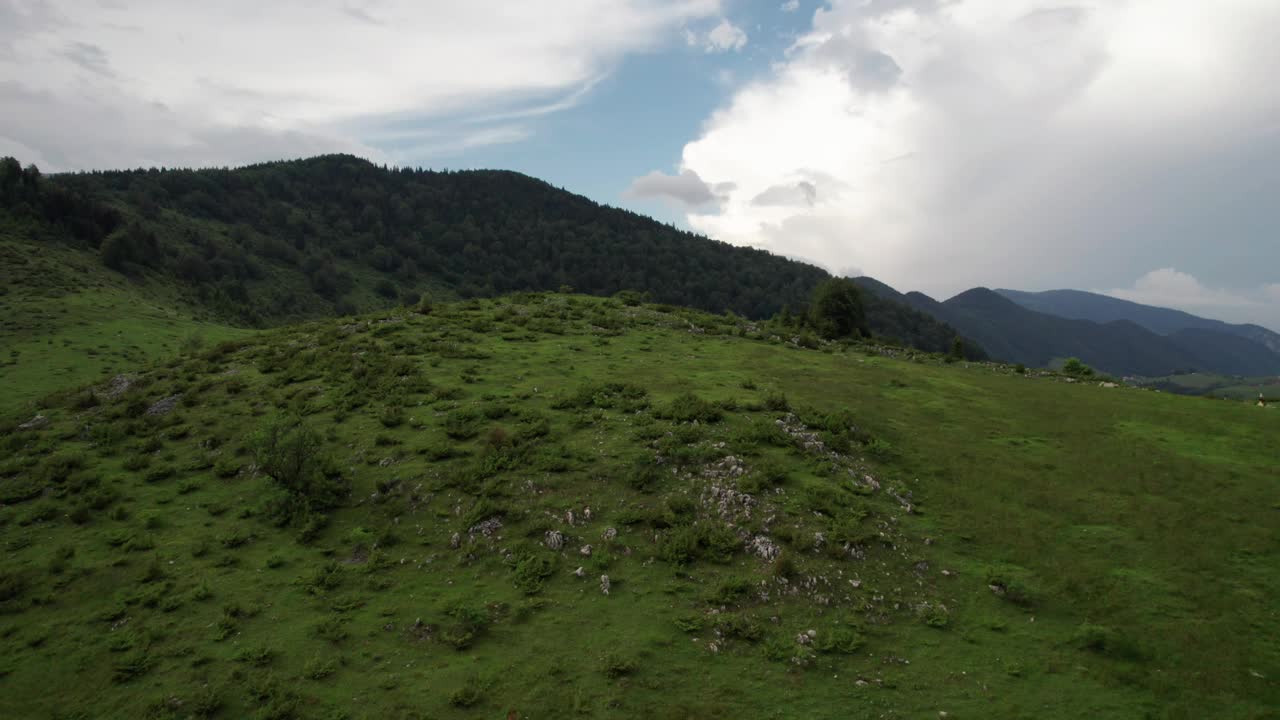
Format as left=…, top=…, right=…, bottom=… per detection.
left=449, top=678, right=483, bottom=708
left=814, top=626, right=865, bottom=654
left=511, top=553, right=555, bottom=595
left=662, top=393, right=722, bottom=424
left=1073, top=623, right=1148, bottom=661
left=1062, top=357, right=1094, bottom=377
left=440, top=601, right=490, bottom=650
left=714, top=613, right=763, bottom=641
left=600, top=651, right=637, bottom=678
left=251, top=417, right=349, bottom=521
left=625, top=456, right=665, bottom=492
left=443, top=409, right=483, bottom=440
left=378, top=405, right=406, bottom=428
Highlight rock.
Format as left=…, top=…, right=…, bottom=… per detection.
left=579, top=545, right=593, bottom=557
left=600, top=575, right=610, bottom=595
left=806, top=629, right=817, bottom=638
left=573, top=566, right=585, bottom=578
left=102, top=374, right=132, bottom=399
left=468, top=517, right=503, bottom=537
left=18, top=414, right=49, bottom=430
left=989, top=583, right=1007, bottom=597
left=601, top=527, right=618, bottom=541
left=544, top=530, right=564, bottom=550
left=565, top=510, right=575, bottom=526
left=449, top=532, right=461, bottom=549
left=796, top=633, right=812, bottom=645
left=747, top=535, right=780, bottom=561
left=1100, top=382, right=1119, bottom=389
left=146, top=394, right=182, bottom=416
left=583, top=507, right=592, bottom=521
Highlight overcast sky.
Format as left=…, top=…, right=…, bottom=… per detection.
left=3, top=0, right=1277, bottom=329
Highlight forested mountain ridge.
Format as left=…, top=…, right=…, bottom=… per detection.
left=0, top=154, right=976, bottom=357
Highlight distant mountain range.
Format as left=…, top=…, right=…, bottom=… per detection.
left=996, top=288, right=1280, bottom=355
left=854, top=279, right=1280, bottom=378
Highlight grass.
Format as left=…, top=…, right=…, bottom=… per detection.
left=0, top=234, right=253, bottom=414
left=0, top=293, right=1276, bottom=719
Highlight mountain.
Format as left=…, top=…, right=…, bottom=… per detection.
left=0, top=154, right=972, bottom=357
left=997, top=288, right=1280, bottom=355
left=855, top=280, right=1280, bottom=377
left=0, top=292, right=1275, bottom=718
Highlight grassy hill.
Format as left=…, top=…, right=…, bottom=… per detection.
left=1, top=293, right=1275, bottom=719
left=1, top=155, right=980, bottom=410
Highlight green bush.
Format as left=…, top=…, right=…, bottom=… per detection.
left=661, top=392, right=723, bottom=424
left=251, top=417, right=349, bottom=521
left=511, top=553, right=555, bottom=595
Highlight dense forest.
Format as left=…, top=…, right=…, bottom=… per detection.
left=0, top=154, right=980, bottom=355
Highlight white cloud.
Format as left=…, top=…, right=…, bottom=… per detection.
left=687, top=18, right=747, bottom=53
left=625, top=169, right=733, bottom=208
left=671, top=0, right=1280, bottom=305
left=781, top=1, right=800, bottom=13
left=1, top=0, right=722, bottom=170
left=1104, top=269, right=1280, bottom=330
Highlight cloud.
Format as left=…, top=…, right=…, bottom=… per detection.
left=1, top=0, right=723, bottom=170
left=674, top=0, right=1280, bottom=309
left=781, top=1, right=800, bottom=13
left=686, top=18, right=747, bottom=53
left=1103, top=269, right=1280, bottom=330
left=625, top=169, right=733, bottom=207
left=752, top=180, right=817, bottom=208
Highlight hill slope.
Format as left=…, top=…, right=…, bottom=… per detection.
left=998, top=288, right=1280, bottom=355
left=1, top=155, right=980, bottom=406
left=1, top=293, right=1275, bottom=718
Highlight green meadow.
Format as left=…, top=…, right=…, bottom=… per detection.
left=1, top=294, right=1276, bottom=719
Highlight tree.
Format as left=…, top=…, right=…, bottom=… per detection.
left=1062, top=357, right=1094, bottom=377
left=808, top=278, right=869, bottom=340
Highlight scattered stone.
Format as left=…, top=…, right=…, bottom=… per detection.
left=544, top=530, right=564, bottom=550
left=17, top=414, right=49, bottom=430
left=468, top=517, right=503, bottom=538
left=747, top=535, right=781, bottom=561
left=601, top=527, right=618, bottom=541
left=600, top=575, right=610, bottom=595
left=102, top=374, right=132, bottom=399
left=573, top=567, right=585, bottom=578
left=989, top=583, right=1007, bottom=597
left=448, top=532, right=461, bottom=549
left=1099, top=382, right=1119, bottom=389
left=565, top=510, right=576, bottom=526
left=146, top=394, right=182, bottom=416
left=579, top=545, right=593, bottom=557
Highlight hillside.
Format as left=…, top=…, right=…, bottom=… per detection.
left=997, top=288, right=1280, bottom=354
left=1, top=293, right=1276, bottom=719
left=0, top=155, right=972, bottom=361
left=856, top=279, right=1280, bottom=378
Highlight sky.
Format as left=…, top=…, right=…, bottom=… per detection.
left=2, top=0, right=1278, bottom=330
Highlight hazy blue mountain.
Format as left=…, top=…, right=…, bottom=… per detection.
left=997, top=288, right=1280, bottom=354
left=854, top=280, right=1280, bottom=377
